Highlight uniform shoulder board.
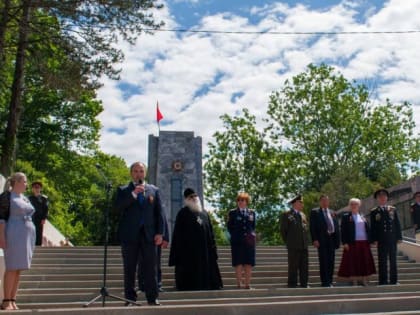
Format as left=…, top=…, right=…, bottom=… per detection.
left=410, top=203, right=415, bottom=208
left=388, top=206, right=396, bottom=210
left=248, top=209, right=255, bottom=212
left=370, top=207, right=377, bottom=212
left=41, top=194, right=48, bottom=199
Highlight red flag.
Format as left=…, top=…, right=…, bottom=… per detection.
left=156, top=102, right=163, bottom=123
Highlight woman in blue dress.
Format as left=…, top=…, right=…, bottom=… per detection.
left=0, top=172, right=35, bottom=310
left=227, top=192, right=256, bottom=289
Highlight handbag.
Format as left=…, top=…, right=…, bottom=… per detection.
left=0, top=191, right=11, bottom=221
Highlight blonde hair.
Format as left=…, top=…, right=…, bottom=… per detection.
left=236, top=192, right=251, bottom=204
left=5, top=172, right=26, bottom=191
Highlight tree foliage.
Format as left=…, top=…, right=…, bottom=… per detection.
left=0, top=0, right=163, bottom=244
left=0, top=0, right=164, bottom=175
left=204, top=109, right=285, bottom=244
left=205, top=64, right=420, bottom=244
left=266, top=63, right=420, bottom=191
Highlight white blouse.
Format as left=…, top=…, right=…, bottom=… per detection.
left=352, top=213, right=367, bottom=241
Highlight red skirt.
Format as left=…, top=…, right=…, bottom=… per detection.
left=338, top=240, right=376, bottom=278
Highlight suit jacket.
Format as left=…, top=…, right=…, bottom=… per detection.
left=370, top=205, right=402, bottom=243
left=280, top=209, right=309, bottom=250
left=340, top=212, right=371, bottom=245
left=310, top=208, right=340, bottom=249
left=227, top=208, right=256, bottom=244
left=115, top=182, right=164, bottom=243
left=410, top=203, right=420, bottom=228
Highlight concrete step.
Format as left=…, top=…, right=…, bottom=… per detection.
left=9, top=246, right=420, bottom=314
left=6, top=295, right=420, bottom=315
left=21, top=268, right=420, bottom=283
left=16, top=291, right=420, bottom=309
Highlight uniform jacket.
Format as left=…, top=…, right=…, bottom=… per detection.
left=310, top=208, right=340, bottom=249
left=410, top=203, right=420, bottom=228
left=340, top=211, right=371, bottom=245
left=227, top=208, right=256, bottom=244
left=280, top=209, right=309, bottom=250
left=115, top=182, right=164, bottom=243
left=370, top=205, right=402, bottom=243
left=29, top=194, right=49, bottom=225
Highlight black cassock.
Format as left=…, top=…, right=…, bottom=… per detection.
left=169, top=206, right=223, bottom=291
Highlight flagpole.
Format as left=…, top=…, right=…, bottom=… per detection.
left=156, top=100, right=163, bottom=136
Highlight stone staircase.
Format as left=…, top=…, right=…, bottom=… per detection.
left=8, top=245, right=420, bottom=314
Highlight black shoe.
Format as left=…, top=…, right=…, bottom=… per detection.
left=147, top=300, right=161, bottom=306
left=300, top=284, right=310, bottom=288
left=287, top=284, right=297, bottom=288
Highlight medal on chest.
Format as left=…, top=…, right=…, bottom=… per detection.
left=196, top=216, right=203, bottom=225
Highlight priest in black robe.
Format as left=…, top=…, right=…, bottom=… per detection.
left=169, top=188, right=223, bottom=291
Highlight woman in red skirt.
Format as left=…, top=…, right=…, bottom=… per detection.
left=338, top=198, right=376, bottom=285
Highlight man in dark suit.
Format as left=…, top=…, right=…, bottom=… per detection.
left=370, top=189, right=402, bottom=285
left=280, top=195, right=309, bottom=288
left=310, top=195, right=340, bottom=287
left=29, top=181, right=49, bottom=246
left=410, top=191, right=420, bottom=233
left=115, top=162, right=164, bottom=305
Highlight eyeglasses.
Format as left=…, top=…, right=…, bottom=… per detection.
left=238, top=199, right=247, bottom=202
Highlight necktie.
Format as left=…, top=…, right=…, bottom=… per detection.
left=138, top=193, right=145, bottom=225
left=324, top=209, right=334, bottom=233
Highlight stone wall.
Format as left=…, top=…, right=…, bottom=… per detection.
left=148, top=131, right=203, bottom=238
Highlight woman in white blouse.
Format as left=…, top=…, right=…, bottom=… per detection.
left=337, top=198, right=376, bottom=286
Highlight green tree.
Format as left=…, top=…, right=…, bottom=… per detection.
left=266, top=63, right=420, bottom=192
left=204, top=109, right=284, bottom=244
left=1, top=0, right=164, bottom=175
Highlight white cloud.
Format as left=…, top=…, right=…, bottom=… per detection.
left=97, top=0, right=420, bottom=167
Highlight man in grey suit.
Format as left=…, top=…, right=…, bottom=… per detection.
left=280, top=195, right=309, bottom=288
left=115, top=162, right=164, bottom=305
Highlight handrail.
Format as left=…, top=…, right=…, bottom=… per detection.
left=402, top=236, right=418, bottom=243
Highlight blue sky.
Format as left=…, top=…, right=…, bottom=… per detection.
left=97, top=0, right=420, bottom=165
left=168, top=0, right=384, bottom=28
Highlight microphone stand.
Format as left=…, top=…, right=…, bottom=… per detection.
left=83, top=165, right=140, bottom=307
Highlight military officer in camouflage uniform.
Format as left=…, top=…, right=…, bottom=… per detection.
left=280, top=195, right=309, bottom=288
left=410, top=191, right=420, bottom=233
left=370, top=189, right=402, bottom=285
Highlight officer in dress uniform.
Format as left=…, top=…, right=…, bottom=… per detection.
left=370, top=189, right=402, bottom=285
left=280, top=195, right=309, bottom=288
left=227, top=192, right=256, bottom=289
left=29, top=181, right=49, bottom=246
left=410, top=191, right=420, bottom=233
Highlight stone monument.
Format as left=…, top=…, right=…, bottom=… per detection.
left=148, top=131, right=203, bottom=237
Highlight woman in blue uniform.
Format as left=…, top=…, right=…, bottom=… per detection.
left=227, top=192, right=256, bottom=289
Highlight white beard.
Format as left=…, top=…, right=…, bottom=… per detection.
left=185, top=197, right=202, bottom=213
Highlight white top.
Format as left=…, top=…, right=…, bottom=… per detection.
left=353, top=213, right=367, bottom=241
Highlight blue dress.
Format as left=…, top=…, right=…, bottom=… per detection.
left=3, top=192, right=36, bottom=271
left=227, top=208, right=256, bottom=266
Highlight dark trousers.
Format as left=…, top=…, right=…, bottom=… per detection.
left=138, top=246, right=162, bottom=289
left=121, top=230, right=158, bottom=302
left=317, top=237, right=336, bottom=286
left=287, top=248, right=308, bottom=287
left=378, top=241, right=397, bottom=285
left=34, top=223, right=44, bottom=246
